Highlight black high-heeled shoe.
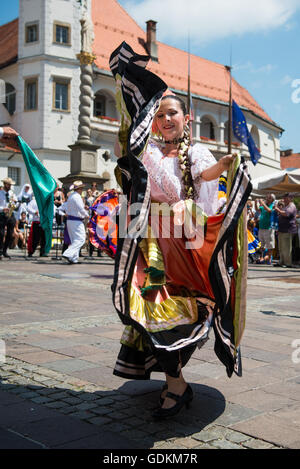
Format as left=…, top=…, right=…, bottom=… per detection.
left=152, top=384, right=193, bottom=420
left=159, top=383, right=168, bottom=406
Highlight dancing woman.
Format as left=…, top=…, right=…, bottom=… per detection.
left=110, top=43, right=251, bottom=419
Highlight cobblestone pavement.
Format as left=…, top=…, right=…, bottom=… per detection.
left=0, top=250, right=300, bottom=449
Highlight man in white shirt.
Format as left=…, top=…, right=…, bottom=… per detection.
left=0, top=177, right=18, bottom=259
left=62, top=180, right=89, bottom=264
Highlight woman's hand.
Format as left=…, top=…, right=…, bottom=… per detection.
left=219, top=154, right=235, bottom=170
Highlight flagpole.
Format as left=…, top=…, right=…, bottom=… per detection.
left=226, top=46, right=232, bottom=154
left=187, top=33, right=191, bottom=117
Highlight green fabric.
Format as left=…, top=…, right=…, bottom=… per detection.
left=17, top=137, right=57, bottom=254
left=259, top=203, right=274, bottom=229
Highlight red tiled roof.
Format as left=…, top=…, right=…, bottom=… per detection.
left=281, top=154, right=300, bottom=169
left=0, top=4, right=276, bottom=127
left=92, top=0, right=276, bottom=125
left=0, top=18, right=18, bottom=69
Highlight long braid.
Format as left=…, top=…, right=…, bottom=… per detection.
left=158, top=95, right=196, bottom=200
left=178, top=125, right=196, bottom=200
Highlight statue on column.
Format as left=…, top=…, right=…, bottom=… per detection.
left=80, top=11, right=94, bottom=54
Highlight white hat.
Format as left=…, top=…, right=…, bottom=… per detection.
left=70, top=180, right=85, bottom=191
left=2, top=177, right=15, bottom=185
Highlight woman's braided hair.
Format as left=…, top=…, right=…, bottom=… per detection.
left=161, top=95, right=196, bottom=200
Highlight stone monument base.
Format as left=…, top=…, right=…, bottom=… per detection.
left=59, top=141, right=108, bottom=191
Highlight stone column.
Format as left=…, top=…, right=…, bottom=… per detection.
left=77, top=52, right=94, bottom=144
left=195, top=115, right=201, bottom=141
left=60, top=52, right=107, bottom=190
left=219, top=122, right=225, bottom=145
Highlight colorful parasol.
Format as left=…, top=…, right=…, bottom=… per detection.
left=87, top=189, right=119, bottom=259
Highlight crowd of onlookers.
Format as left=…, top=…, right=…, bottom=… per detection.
left=247, top=193, right=300, bottom=267
left=2, top=176, right=300, bottom=267
left=0, top=179, right=103, bottom=258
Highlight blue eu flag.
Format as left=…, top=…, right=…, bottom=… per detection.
left=232, top=100, right=261, bottom=165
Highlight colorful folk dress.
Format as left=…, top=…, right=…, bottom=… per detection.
left=109, top=41, right=252, bottom=382
left=113, top=140, right=250, bottom=380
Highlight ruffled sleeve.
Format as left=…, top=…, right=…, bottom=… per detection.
left=190, top=144, right=217, bottom=180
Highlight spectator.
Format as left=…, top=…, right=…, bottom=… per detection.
left=255, top=193, right=276, bottom=265
left=27, top=198, right=47, bottom=257
left=297, top=209, right=300, bottom=252
left=16, top=183, right=33, bottom=220
left=91, top=182, right=98, bottom=196
left=274, top=193, right=297, bottom=268
left=15, top=211, right=28, bottom=249
left=0, top=177, right=18, bottom=260
left=54, top=188, right=65, bottom=226
left=247, top=199, right=254, bottom=219
left=85, top=188, right=95, bottom=207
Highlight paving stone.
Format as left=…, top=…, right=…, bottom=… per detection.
left=171, top=436, right=202, bottom=448
left=30, top=396, right=55, bottom=404
left=124, top=417, right=144, bottom=428
left=224, top=429, right=251, bottom=444
left=193, top=443, right=217, bottom=449
left=45, top=401, right=70, bottom=409
left=93, top=397, right=114, bottom=406
left=211, top=439, right=243, bottom=449
left=41, top=359, right=96, bottom=374
left=231, top=414, right=300, bottom=449
left=62, top=397, right=83, bottom=405
left=103, top=422, right=131, bottom=433
left=242, top=438, right=276, bottom=449
left=90, top=406, right=113, bottom=416
left=74, top=402, right=98, bottom=411
left=67, top=410, right=96, bottom=420
left=87, top=416, right=112, bottom=426
left=18, top=391, right=41, bottom=400
left=192, top=429, right=222, bottom=443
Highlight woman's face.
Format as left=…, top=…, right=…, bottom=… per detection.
left=154, top=98, right=189, bottom=141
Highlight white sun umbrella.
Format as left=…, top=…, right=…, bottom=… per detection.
left=252, top=168, right=300, bottom=196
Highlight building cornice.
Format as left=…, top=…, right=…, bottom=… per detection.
left=17, top=54, right=80, bottom=67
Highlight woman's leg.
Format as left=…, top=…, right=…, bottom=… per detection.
left=161, top=372, right=188, bottom=409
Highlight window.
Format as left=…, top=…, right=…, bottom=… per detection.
left=8, top=167, right=21, bottom=186
left=94, top=94, right=106, bottom=117
left=4, top=83, right=16, bottom=115
left=53, top=79, right=70, bottom=111
left=54, top=22, right=71, bottom=45
left=201, top=116, right=216, bottom=140
left=25, top=22, right=39, bottom=43
left=24, top=78, right=38, bottom=111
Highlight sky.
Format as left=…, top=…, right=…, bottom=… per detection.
left=1, top=0, right=299, bottom=151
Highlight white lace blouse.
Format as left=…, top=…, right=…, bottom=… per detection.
left=142, top=140, right=219, bottom=216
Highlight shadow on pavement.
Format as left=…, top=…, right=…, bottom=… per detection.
left=0, top=378, right=226, bottom=449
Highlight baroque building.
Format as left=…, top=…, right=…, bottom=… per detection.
left=0, top=0, right=283, bottom=193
